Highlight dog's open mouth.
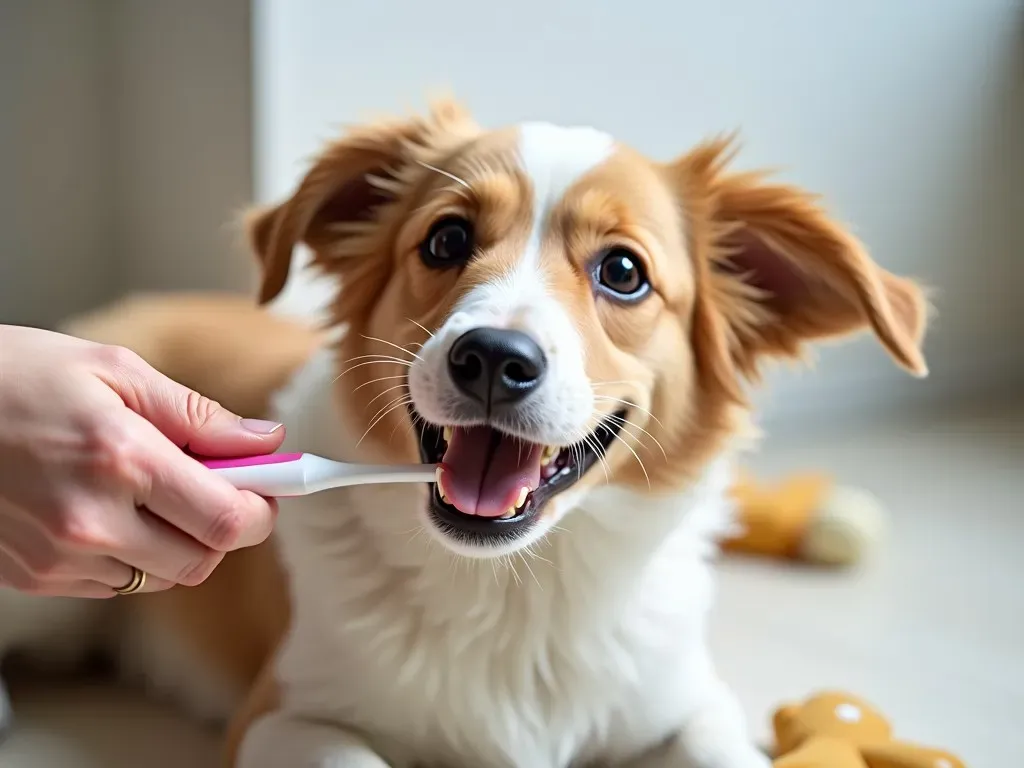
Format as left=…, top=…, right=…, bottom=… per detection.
left=415, top=409, right=627, bottom=540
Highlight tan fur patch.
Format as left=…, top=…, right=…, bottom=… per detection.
left=81, top=100, right=927, bottom=762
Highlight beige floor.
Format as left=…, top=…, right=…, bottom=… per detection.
left=2, top=405, right=1021, bottom=767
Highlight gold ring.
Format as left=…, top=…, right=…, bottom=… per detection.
left=113, top=567, right=147, bottom=596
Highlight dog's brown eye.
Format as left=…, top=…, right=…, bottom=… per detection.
left=596, top=248, right=649, bottom=300
left=420, top=217, right=475, bottom=268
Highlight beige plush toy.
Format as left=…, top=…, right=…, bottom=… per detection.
left=724, top=472, right=886, bottom=566
left=771, top=691, right=967, bottom=768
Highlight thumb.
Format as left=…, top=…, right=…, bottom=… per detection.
left=100, top=350, right=286, bottom=457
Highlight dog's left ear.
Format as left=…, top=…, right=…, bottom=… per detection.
left=670, top=138, right=929, bottom=397
left=245, top=100, right=479, bottom=305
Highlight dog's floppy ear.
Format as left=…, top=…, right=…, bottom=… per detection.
left=670, top=138, right=929, bottom=401
left=246, top=100, right=479, bottom=305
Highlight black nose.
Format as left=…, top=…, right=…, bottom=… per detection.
left=447, top=328, right=547, bottom=409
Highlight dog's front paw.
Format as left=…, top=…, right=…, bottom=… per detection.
left=624, top=739, right=770, bottom=768
left=240, top=711, right=391, bottom=768
left=679, top=732, right=772, bottom=768
left=719, top=747, right=771, bottom=768
left=671, top=681, right=773, bottom=768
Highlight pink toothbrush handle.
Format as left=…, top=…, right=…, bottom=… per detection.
left=199, top=453, right=304, bottom=470
left=194, top=452, right=436, bottom=497
left=197, top=453, right=308, bottom=496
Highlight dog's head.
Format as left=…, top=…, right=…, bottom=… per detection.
left=249, top=101, right=927, bottom=557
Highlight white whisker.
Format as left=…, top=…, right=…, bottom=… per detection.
left=340, top=353, right=416, bottom=365
left=582, top=433, right=611, bottom=484
left=390, top=414, right=419, bottom=445
left=406, top=318, right=435, bottom=338
left=592, top=395, right=664, bottom=428
left=507, top=555, right=523, bottom=587
left=364, top=382, right=412, bottom=410
left=360, top=334, right=423, bottom=361
left=357, top=396, right=415, bottom=447
left=517, top=552, right=542, bottom=590
left=602, top=411, right=667, bottom=460
left=572, top=443, right=585, bottom=482
left=352, top=374, right=409, bottom=393
left=416, top=160, right=471, bottom=190
left=523, top=546, right=555, bottom=570
left=610, top=431, right=651, bottom=489
left=333, top=358, right=414, bottom=383
left=366, top=392, right=414, bottom=424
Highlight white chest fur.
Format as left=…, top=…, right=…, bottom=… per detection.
left=267, top=350, right=739, bottom=768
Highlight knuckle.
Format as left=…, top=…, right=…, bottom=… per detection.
left=83, top=428, right=142, bottom=484
left=92, top=436, right=138, bottom=483
left=177, top=551, right=222, bottom=587
left=184, top=389, right=222, bottom=431
left=252, top=506, right=274, bottom=544
left=204, top=500, right=246, bottom=551
left=76, top=411, right=142, bottom=479
left=46, top=505, right=113, bottom=551
left=22, top=545, right=63, bottom=580
left=146, top=577, right=174, bottom=593
left=95, top=344, right=143, bottom=373
left=2, top=569, right=33, bottom=591
left=15, top=574, right=46, bottom=594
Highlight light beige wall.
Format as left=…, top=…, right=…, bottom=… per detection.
left=0, top=0, right=115, bottom=328
left=254, top=0, right=1024, bottom=423
left=110, top=0, right=254, bottom=295
left=0, top=0, right=255, bottom=329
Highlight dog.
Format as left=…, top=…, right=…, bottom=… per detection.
left=0, top=100, right=927, bottom=768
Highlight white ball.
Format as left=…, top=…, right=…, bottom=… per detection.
left=800, top=485, right=886, bottom=565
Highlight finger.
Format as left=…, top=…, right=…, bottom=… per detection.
left=129, top=412, right=276, bottom=552
left=0, top=520, right=173, bottom=592
left=5, top=495, right=216, bottom=587
left=93, top=346, right=285, bottom=457
left=119, top=506, right=226, bottom=586
left=91, top=556, right=174, bottom=593
left=0, top=547, right=113, bottom=599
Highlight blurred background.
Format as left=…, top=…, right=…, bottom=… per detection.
left=1, top=1, right=1022, bottom=766
left=2, top=0, right=1022, bottom=428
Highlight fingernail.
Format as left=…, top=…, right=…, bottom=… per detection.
left=240, top=418, right=283, bottom=435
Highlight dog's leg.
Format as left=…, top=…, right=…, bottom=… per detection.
left=622, top=681, right=770, bottom=768
left=238, top=711, right=390, bottom=768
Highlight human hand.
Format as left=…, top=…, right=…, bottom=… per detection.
left=0, top=325, right=285, bottom=597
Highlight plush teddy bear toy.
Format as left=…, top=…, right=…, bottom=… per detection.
left=723, top=472, right=887, bottom=567
left=771, top=691, right=967, bottom=768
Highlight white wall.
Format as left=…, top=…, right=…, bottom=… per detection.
left=253, top=0, right=1024, bottom=425
left=0, top=0, right=115, bottom=328
left=110, top=0, right=254, bottom=295
left=0, top=0, right=254, bottom=329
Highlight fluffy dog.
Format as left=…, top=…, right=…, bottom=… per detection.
left=0, top=100, right=927, bottom=768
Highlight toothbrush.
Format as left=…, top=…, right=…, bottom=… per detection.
left=198, top=453, right=437, bottom=497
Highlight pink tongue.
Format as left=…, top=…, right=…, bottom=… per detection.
left=440, top=426, right=543, bottom=517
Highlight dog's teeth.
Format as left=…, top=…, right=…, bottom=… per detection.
left=435, top=467, right=449, bottom=502
left=500, top=508, right=517, bottom=519
left=515, top=486, right=530, bottom=509
left=443, top=426, right=453, bottom=443
left=542, top=445, right=558, bottom=465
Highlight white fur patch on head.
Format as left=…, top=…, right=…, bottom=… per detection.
left=517, top=121, right=616, bottom=236
left=410, top=122, right=616, bottom=450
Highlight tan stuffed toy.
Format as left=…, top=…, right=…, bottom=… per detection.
left=771, top=691, right=967, bottom=768
left=724, top=472, right=887, bottom=566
